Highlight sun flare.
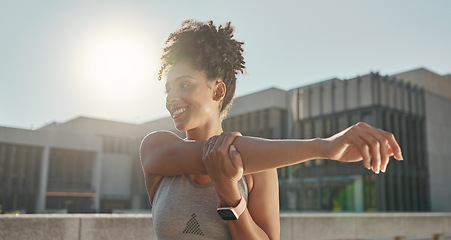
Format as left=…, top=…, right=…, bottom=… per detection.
left=79, top=32, right=158, bottom=100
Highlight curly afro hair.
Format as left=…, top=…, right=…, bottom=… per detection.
left=158, top=19, right=245, bottom=120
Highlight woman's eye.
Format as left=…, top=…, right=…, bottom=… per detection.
left=180, top=82, right=189, bottom=88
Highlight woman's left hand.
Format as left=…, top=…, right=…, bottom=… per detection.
left=321, top=122, right=403, bottom=174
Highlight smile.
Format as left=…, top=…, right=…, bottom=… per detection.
left=172, top=107, right=187, bottom=118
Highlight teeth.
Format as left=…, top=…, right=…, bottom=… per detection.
left=172, top=108, right=186, bottom=118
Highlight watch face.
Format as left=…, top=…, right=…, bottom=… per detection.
left=217, top=209, right=238, bottom=220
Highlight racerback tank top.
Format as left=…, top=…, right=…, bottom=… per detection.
left=152, top=175, right=248, bottom=240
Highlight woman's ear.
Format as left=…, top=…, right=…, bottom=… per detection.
left=213, top=81, right=226, bottom=102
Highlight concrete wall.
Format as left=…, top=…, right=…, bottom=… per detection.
left=228, top=87, right=288, bottom=117
left=0, top=214, right=154, bottom=240
left=1, top=213, right=450, bottom=240
left=101, top=154, right=133, bottom=196
left=425, top=92, right=451, bottom=212
left=0, top=126, right=99, bottom=152
left=393, top=68, right=451, bottom=212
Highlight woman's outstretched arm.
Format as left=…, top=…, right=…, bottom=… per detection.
left=140, top=122, right=403, bottom=176
left=140, top=131, right=321, bottom=176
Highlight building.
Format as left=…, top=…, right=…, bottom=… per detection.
left=225, top=67, right=450, bottom=212
left=0, top=117, right=181, bottom=213
left=0, top=67, right=449, bottom=213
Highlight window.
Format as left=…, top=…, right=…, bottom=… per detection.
left=362, top=111, right=374, bottom=126
left=103, top=136, right=130, bottom=154
left=302, top=121, right=312, bottom=139
left=338, top=114, right=348, bottom=131
left=350, top=112, right=360, bottom=125
left=314, top=119, right=323, bottom=138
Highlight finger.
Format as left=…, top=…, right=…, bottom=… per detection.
left=205, top=139, right=216, bottom=164
left=212, top=133, right=228, bottom=158
left=207, top=135, right=219, bottom=154
left=228, top=145, right=243, bottom=168
left=351, top=135, right=372, bottom=170
left=228, top=145, right=244, bottom=181
left=381, top=145, right=390, bottom=173
left=378, top=130, right=403, bottom=161
left=218, top=132, right=243, bottom=176
left=202, top=141, right=209, bottom=160
left=359, top=131, right=382, bottom=174
left=219, top=132, right=242, bottom=154
left=388, top=145, right=394, bottom=156
left=365, top=128, right=390, bottom=173
left=214, top=133, right=227, bottom=147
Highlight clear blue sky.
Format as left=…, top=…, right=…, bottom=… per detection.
left=1, top=0, right=450, bottom=129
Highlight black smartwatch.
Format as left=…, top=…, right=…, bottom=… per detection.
left=217, top=195, right=246, bottom=220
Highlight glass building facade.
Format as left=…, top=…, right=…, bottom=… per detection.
left=224, top=72, right=430, bottom=212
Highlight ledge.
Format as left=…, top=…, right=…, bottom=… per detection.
left=0, top=213, right=450, bottom=240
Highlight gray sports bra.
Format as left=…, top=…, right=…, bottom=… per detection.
left=152, top=175, right=248, bottom=240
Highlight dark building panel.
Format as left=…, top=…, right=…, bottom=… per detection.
left=0, top=143, right=42, bottom=213
left=45, top=148, right=96, bottom=213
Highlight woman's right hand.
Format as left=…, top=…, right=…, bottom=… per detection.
left=202, top=132, right=244, bottom=183
left=202, top=132, right=244, bottom=206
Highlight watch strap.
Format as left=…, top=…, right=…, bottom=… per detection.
left=217, top=195, right=246, bottom=220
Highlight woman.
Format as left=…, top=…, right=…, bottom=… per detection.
left=140, top=20, right=403, bottom=240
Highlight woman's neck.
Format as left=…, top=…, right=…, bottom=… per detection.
left=186, top=118, right=222, bottom=184
left=186, top=122, right=223, bottom=141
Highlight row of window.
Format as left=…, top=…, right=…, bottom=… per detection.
left=293, top=107, right=426, bottom=168
left=296, top=73, right=425, bottom=120
left=278, top=106, right=428, bottom=211
left=47, top=148, right=95, bottom=192
left=223, top=109, right=271, bottom=137
left=0, top=143, right=43, bottom=213
left=102, top=136, right=134, bottom=154
left=279, top=175, right=376, bottom=212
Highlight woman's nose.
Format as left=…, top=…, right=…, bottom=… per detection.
left=166, top=89, right=178, bottom=104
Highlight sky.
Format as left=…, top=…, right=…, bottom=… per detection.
left=1, top=0, right=450, bottom=129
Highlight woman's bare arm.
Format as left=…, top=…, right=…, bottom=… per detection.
left=140, top=130, right=206, bottom=176
left=140, top=122, right=403, bottom=177
left=217, top=170, right=280, bottom=240
left=201, top=138, right=280, bottom=239
left=140, top=131, right=320, bottom=177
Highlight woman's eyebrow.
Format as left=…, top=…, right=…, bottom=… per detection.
left=167, top=75, right=194, bottom=85
left=165, top=75, right=194, bottom=90
left=174, top=75, right=194, bottom=82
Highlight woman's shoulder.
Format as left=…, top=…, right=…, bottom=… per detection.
left=142, top=130, right=181, bottom=142
left=140, top=130, right=183, bottom=149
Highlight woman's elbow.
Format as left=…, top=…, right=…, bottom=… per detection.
left=139, top=130, right=180, bottom=175
left=140, top=133, right=161, bottom=175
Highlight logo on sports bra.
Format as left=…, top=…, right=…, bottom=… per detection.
left=183, top=213, right=204, bottom=236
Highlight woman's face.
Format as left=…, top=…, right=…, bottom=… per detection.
left=165, top=62, right=222, bottom=132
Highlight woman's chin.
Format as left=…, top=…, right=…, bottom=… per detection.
left=173, top=121, right=189, bottom=132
